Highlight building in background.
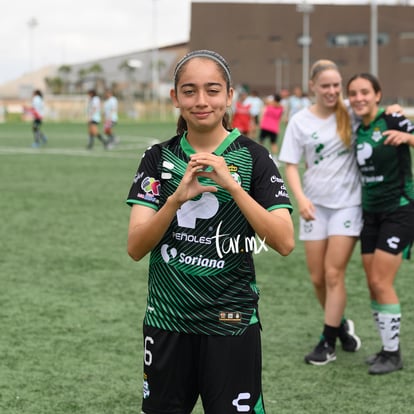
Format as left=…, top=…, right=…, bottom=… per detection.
left=1, top=1, right=414, bottom=118
left=189, top=2, right=414, bottom=104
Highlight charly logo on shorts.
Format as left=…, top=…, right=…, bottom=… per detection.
left=387, top=236, right=400, bottom=250
left=304, top=221, right=313, bottom=233
left=232, top=392, right=251, bottom=412
left=343, top=220, right=351, bottom=228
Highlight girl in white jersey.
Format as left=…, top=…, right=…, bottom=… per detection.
left=27, top=89, right=47, bottom=148
left=86, top=89, right=107, bottom=150
left=103, top=89, right=119, bottom=148
left=279, top=59, right=362, bottom=365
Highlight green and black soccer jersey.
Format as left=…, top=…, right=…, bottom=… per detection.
left=127, top=129, right=292, bottom=335
left=356, top=109, right=414, bottom=213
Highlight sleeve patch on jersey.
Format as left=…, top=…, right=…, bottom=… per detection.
left=141, top=176, right=161, bottom=196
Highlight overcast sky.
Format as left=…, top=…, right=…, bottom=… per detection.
left=0, top=0, right=410, bottom=85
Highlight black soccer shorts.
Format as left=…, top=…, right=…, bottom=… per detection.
left=360, top=203, right=414, bottom=257
left=141, top=323, right=265, bottom=414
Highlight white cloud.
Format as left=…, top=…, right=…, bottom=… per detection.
left=0, top=0, right=191, bottom=84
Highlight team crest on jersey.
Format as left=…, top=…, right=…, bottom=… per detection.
left=371, top=128, right=383, bottom=142
left=228, top=164, right=238, bottom=173
left=228, top=164, right=242, bottom=185
left=232, top=173, right=242, bottom=185
left=143, top=373, right=150, bottom=399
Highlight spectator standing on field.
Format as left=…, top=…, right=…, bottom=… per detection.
left=285, top=85, right=311, bottom=122
left=347, top=72, right=414, bottom=375
left=231, top=89, right=252, bottom=136
left=126, top=49, right=294, bottom=413
left=245, top=90, right=264, bottom=139
left=103, top=89, right=119, bottom=148
left=86, top=89, right=107, bottom=150
left=279, top=87, right=291, bottom=127
left=258, top=93, right=284, bottom=161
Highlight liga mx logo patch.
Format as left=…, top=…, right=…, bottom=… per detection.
left=141, top=176, right=160, bottom=196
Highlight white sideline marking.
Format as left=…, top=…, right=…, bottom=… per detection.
left=0, top=138, right=160, bottom=159
left=0, top=147, right=139, bottom=159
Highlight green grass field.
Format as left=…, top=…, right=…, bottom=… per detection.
left=1, top=120, right=414, bottom=413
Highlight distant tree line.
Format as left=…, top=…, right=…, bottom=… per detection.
left=44, top=58, right=166, bottom=102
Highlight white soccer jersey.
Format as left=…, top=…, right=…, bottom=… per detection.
left=32, top=95, right=44, bottom=118
left=279, top=107, right=361, bottom=208
left=104, top=96, right=118, bottom=122
left=88, top=96, right=101, bottom=123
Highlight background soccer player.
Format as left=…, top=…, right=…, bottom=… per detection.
left=347, top=72, right=414, bottom=375
left=279, top=60, right=363, bottom=366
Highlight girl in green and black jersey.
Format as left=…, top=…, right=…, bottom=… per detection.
left=347, top=73, right=414, bottom=375
left=126, top=50, right=294, bottom=414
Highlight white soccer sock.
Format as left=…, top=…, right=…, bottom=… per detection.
left=377, top=310, right=401, bottom=352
